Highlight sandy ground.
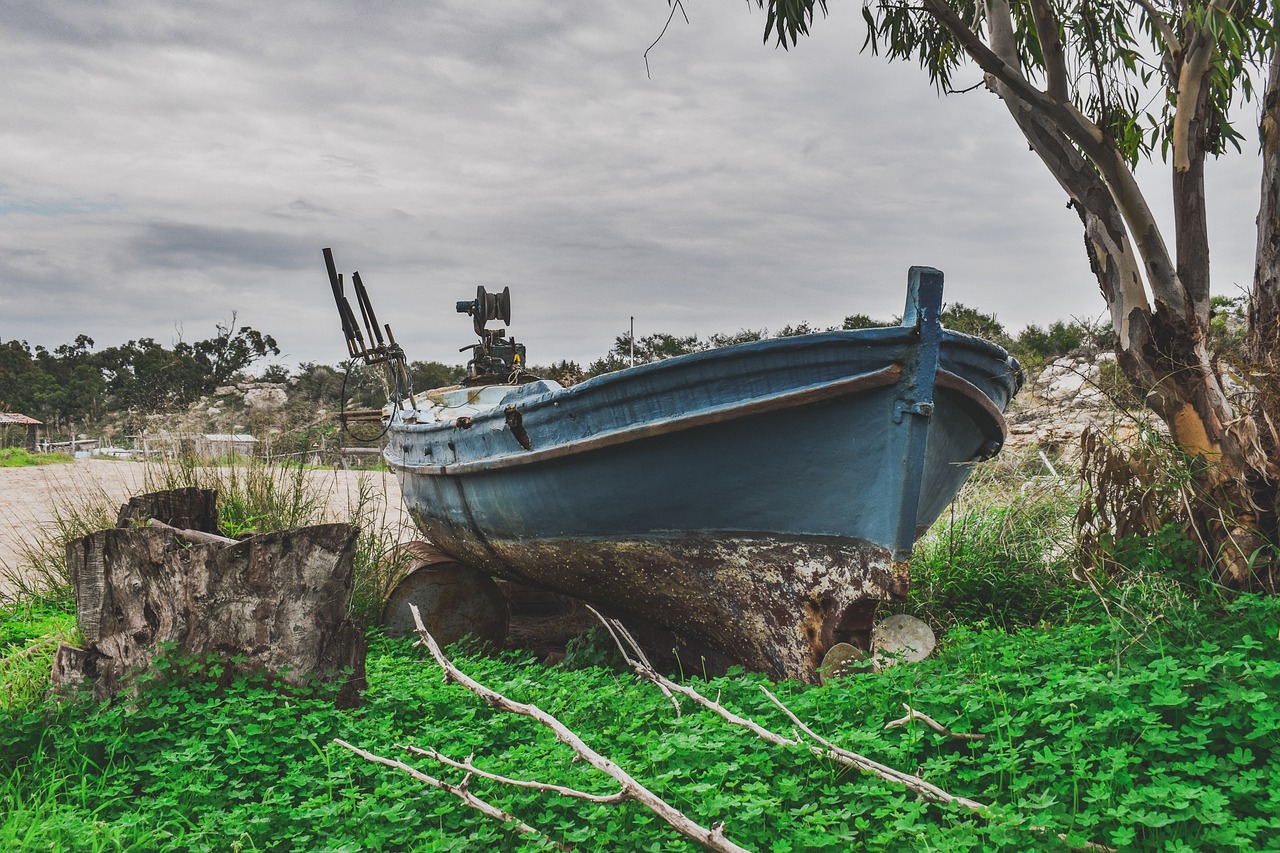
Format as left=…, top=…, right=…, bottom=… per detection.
left=0, top=459, right=408, bottom=598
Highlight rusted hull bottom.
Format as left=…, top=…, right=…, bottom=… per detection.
left=411, top=512, right=906, bottom=682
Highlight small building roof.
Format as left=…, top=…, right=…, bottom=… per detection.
left=204, top=434, right=257, bottom=443
left=0, top=413, right=42, bottom=425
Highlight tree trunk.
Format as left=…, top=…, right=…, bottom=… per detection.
left=117, top=486, right=219, bottom=531
left=1240, top=54, right=1280, bottom=592
left=969, top=0, right=1278, bottom=590
left=52, top=489, right=367, bottom=706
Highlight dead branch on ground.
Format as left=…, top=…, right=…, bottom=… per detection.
left=884, top=703, right=986, bottom=741
left=337, top=602, right=752, bottom=853
left=332, top=738, right=561, bottom=849
left=588, top=606, right=986, bottom=811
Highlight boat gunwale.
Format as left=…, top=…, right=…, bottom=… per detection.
left=390, top=366, right=1006, bottom=477
left=552, top=325, right=1019, bottom=399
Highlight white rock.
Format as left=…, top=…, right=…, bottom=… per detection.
left=244, top=387, right=288, bottom=411
left=1036, top=357, right=1101, bottom=404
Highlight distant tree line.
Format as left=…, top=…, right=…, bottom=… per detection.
left=534, top=301, right=1136, bottom=386
left=1, top=297, right=1248, bottom=434
left=0, top=319, right=279, bottom=429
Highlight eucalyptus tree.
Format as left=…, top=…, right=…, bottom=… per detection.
left=751, top=0, right=1280, bottom=589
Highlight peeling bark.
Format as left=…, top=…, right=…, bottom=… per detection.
left=948, top=1, right=1279, bottom=589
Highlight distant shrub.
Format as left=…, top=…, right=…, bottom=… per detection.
left=940, top=302, right=1013, bottom=348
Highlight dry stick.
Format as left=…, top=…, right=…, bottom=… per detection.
left=884, top=704, right=986, bottom=742
left=591, top=608, right=682, bottom=715
left=587, top=607, right=799, bottom=746
left=593, top=610, right=1117, bottom=852
left=408, top=603, right=752, bottom=853
left=401, top=744, right=628, bottom=805
left=144, top=518, right=240, bottom=547
left=588, top=606, right=983, bottom=810
left=759, top=686, right=988, bottom=811
left=333, top=738, right=560, bottom=849
left=1, top=635, right=58, bottom=665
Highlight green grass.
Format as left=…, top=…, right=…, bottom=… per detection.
left=0, top=601, right=76, bottom=716
left=0, top=448, right=74, bottom=467
left=4, top=450, right=1279, bottom=850
left=900, top=449, right=1089, bottom=632
left=3, top=596, right=1279, bottom=851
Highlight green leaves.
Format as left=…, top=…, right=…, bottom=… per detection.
left=759, top=0, right=830, bottom=49
left=5, top=593, right=1280, bottom=849
left=764, top=0, right=1278, bottom=168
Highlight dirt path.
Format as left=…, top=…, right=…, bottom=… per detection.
left=0, top=459, right=408, bottom=599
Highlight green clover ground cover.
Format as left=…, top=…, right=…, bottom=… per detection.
left=3, top=594, right=1280, bottom=852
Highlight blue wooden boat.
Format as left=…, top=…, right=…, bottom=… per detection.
left=325, top=254, right=1021, bottom=680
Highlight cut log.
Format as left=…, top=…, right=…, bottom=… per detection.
left=53, top=491, right=366, bottom=707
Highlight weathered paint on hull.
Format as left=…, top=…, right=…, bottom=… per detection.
left=406, top=520, right=900, bottom=680
left=388, top=275, right=1022, bottom=680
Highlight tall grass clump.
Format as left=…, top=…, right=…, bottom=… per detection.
left=4, top=454, right=410, bottom=624
left=144, top=454, right=327, bottom=537
left=904, top=446, right=1087, bottom=631
left=343, top=470, right=417, bottom=621
left=1072, top=424, right=1234, bottom=659
left=1, top=481, right=121, bottom=604
left=145, top=455, right=412, bottom=622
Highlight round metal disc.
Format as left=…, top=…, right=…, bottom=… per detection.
left=818, top=642, right=867, bottom=684
left=498, top=286, right=511, bottom=325
left=870, top=614, right=935, bottom=666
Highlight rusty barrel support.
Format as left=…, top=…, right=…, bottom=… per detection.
left=381, top=541, right=509, bottom=647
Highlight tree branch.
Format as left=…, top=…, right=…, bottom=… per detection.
left=588, top=606, right=986, bottom=811
left=408, top=604, right=752, bottom=853
left=758, top=685, right=988, bottom=810
left=1171, top=23, right=1216, bottom=173
left=333, top=738, right=561, bottom=849
left=1028, top=0, right=1069, bottom=102
left=400, top=744, right=629, bottom=805
left=645, top=1, right=690, bottom=80
left=985, top=0, right=1020, bottom=72
left=930, top=0, right=1185, bottom=318
left=1133, top=0, right=1183, bottom=69
left=884, top=703, right=987, bottom=741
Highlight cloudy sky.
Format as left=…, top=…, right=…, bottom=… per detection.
left=0, top=1, right=1265, bottom=371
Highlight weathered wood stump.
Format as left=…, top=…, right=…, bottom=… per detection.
left=52, top=489, right=367, bottom=707
left=116, top=487, right=220, bottom=531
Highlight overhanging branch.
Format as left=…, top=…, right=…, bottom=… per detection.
left=924, top=0, right=1186, bottom=316
left=1029, top=0, right=1069, bottom=102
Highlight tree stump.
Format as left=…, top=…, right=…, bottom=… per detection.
left=52, top=489, right=367, bottom=707
left=116, top=486, right=219, bottom=532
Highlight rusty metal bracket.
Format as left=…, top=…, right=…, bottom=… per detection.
left=892, top=399, right=934, bottom=423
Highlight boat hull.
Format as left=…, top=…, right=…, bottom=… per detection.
left=389, top=271, right=1021, bottom=680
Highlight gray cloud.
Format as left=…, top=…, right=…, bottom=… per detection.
left=0, top=1, right=1262, bottom=370
left=130, top=222, right=318, bottom=270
